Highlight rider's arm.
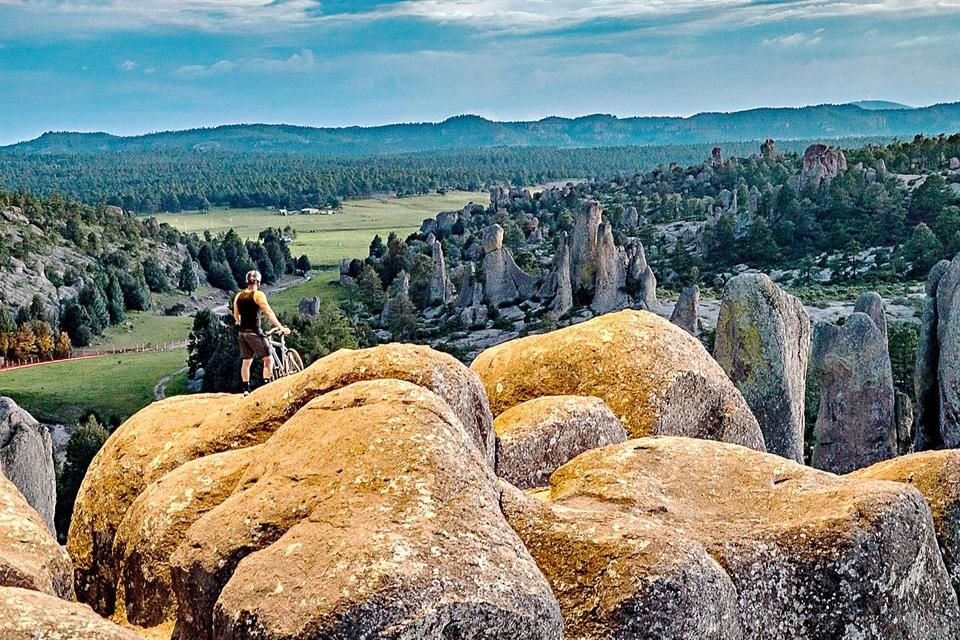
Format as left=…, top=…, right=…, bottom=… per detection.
left=254, top=291, right=286, bottom=332
left=232, top=293, right=241, bottom=325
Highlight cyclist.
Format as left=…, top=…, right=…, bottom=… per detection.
left=233, top=270, right=290, bottom=395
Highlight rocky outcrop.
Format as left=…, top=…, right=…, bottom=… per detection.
left=936, top=254, right=960, bottom=446
left=164, top=380, right=561, bottom=640
left=852, top=450, right=960, bottom=600
left=625, top=239, right=657, bottom=310
left=854, top=291, right=888, bottom=343
left=623, top=205, right=639, bottom=228
left=915, top=259, right=952, bottom=449
left=296, top=296, right=320, bottom=317
left=456, top=263, right=488, bottom=328
left=112, top=446, right=260, bottom=628
left=670, top=285, right=700, bottom=335
left=714, top=274, right=810, bottom=462
left=711, top=146, right=723, bottom=167
left=471, top=310, right=765, bottom=451
left=504, top=436, right=960, bottom=640
left=895, top=391, right=914, bottom=455
left=760, top=138, right=778, bottom=160
left=428, top=241, right=453, bottom=304
left=809, top=313, right=896, bottom=474
left=0, top=397, right=56, bottom=533
left=0, top=473, right=72, bottom=599
left=493, top=395, right=626, bottom=489
left=591, top=222, right=629, bottom=314
left=801, top=143, right=848, bottom=189
left=69, top=345, right=497, bottom=617
left=537, top=234, right=573, bottom=316
left=338, top=258, right=352, bottom=286
left=436, top=209, right=459, bottom=236
left=482, top=224, right=537, bottom=307
left=570, top=200, right=602, bottom=296
left=380, top=269, right=410, bottom=326
left=0, top=587, right=141, bottom=639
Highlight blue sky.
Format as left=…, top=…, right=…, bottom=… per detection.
left=0, top=0, right=958, bottom=144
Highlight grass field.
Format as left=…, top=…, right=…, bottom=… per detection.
left=0, top=349, right=188, bottom=424
left=86, top=312, right=193, bottom=349
left=269, top=268, right=343, bottom=314
left=156, top=191, right=488, bottom=269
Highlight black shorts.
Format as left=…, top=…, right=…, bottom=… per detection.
left=238, top=332, right=271, bottom=359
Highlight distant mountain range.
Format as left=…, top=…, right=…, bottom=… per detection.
left=4, top=102, right=958, bottom=157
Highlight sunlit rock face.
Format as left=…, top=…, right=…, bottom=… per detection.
left=471, top=309, right=765, bottom=451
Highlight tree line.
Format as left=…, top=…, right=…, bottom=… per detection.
left=0, top=139, right=895, bottom=213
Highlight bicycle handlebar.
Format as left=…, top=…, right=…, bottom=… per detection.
left=264, top=327, right=292, bottom=337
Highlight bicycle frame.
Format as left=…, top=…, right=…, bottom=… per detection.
left=264, top=328, right=291, bottom=377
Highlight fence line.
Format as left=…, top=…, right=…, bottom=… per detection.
left=0, top=340, right=188, bottom=372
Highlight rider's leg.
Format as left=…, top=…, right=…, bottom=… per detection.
left=241, top=358, right=253, bottom=394
left=262, top=355, right=274, bottom=383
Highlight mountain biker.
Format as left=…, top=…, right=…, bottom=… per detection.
left=234, top=270, right=290, bottom=395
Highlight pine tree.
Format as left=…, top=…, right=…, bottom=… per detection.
left=79, top=283, right=109, bottom=334
left=106, top=275, right=125, bottom=324
left=178, top=260, right=200, bottom=294
left=296, top=255, right=312, bottom=275
left=55, top=416, right=109, bottom=537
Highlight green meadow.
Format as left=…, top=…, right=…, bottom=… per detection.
left=155, top=191, right=488, bottom=268
left=0, top=349, right=188, bottom=424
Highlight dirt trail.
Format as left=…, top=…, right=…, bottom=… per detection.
left=154, top=367, right=189, bottom=401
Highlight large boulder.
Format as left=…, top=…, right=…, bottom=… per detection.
left=625, top=239, right=658, bottom=310
left=854, top=291, right=888, bottom=343
left=852, top=450, right=960, bottom=600
left=936, top=254, right=960, bottom=446
left=68, top=394, right=240, bottom=615
left=169, top=380, right=562, bottom=640
left=0, top=397, right=56, bottom=533
left=112, top=446, right=261, bottom=628
left=591, top=222, right=630, bottom=314
left=493, top=395, right=627, bottom=489
left=428, top=240, right=452, bottom=305
left=809, top=313, right=896, bottom=474
left=69, top=344, right=496, bottom=617
left=915, top=259, right=951, bottom=450
left=570, top=200, right=602, bottom=296
left=670, top=285, right=700, bottom=336
left=0, top=473, right=72, bottom=599
left=482, top=224, right=538, bottom=306
left=713, top=274, right=810, bottom=462
left=505, top=436, right=960, bottom=639
left=471, top=310, right=765, bottom=451
left=537, top=233, right=573, bottom=316
left=0, top=586, right=141, bottom=639
left=801, top=143, right=848, bottom=189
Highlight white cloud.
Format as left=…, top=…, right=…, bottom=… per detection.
left=0, top=0, right=956, bottom=39
left=762, top=31, right=824, bottom=47
left=175, top=48, right=315, bottom=77
left=894, top=35, right=941, bottom=48
left=120, top=59, right=137, bottom=71
left=0, top=0, right=321, bottom=34
left=337, top=0, right=960, bottom=34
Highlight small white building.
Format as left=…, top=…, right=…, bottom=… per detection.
left=301, top=207, right=321, bottom=215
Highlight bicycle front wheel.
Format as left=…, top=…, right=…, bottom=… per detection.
left=284, top=349, right=305, bottom=374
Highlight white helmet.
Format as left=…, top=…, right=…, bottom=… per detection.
left=245, top=270, right=262, bottom=284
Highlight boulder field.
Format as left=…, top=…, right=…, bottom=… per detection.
left=0, top=310, right=952, bottom=638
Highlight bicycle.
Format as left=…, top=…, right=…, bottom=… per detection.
left=264, top=327, right=305, bottom=378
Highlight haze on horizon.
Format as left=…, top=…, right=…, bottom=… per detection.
left=0, top=0, right=958, bottom=146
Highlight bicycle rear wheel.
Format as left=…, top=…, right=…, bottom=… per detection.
left=284, top=349, right=305, bottom=374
